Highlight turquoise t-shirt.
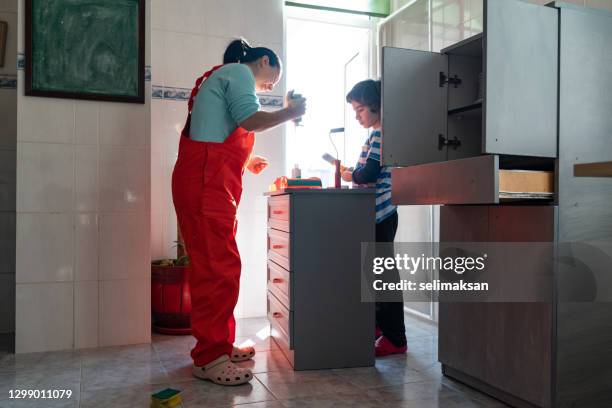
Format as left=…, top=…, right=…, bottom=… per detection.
left=189, top=64, right=260, bottom=142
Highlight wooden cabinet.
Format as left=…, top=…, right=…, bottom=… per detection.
left=439, top=206, right=555, bottom=408
left=384, top=1, right=612, bottom=406
left=265, top=189, right=376, bottom=370
left=382, top=0, right=558, bottom=168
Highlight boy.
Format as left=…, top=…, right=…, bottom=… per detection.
left=342, top=79, right=407, bottom=356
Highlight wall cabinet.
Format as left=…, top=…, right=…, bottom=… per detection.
left=385, top=1, right=612, bottom=407
left=382, top=0, right=558, bottom=167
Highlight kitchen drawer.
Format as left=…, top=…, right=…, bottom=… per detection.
left=392, top=155, right=554, bottom=205
left=268, top=195, right=290, bottom=232
left=267, top=290, right=293, bottom=349
left=267, top=260, right=291, bottom=310
left=268, top=228, right=290, bottom=270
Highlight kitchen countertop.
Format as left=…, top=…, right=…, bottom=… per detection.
left=264, top=187, right=375, bottom=196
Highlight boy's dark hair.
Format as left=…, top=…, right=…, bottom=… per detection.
left=346, top=79, right=381, bottom=113
left=223, top=38, right=281, bottom=67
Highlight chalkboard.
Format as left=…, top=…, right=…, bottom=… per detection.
left=25, top=0, right=145, bottom=103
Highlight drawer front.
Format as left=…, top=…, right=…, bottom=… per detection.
left=267, top=260, right=291, bottom=310
left=268, top=195, right=290, bottom=232
left=269, top=195, right=290, bottom=220
left=268, top=228, right=290, bottom=270
left=267, top=291, right=292, bottom=349
left=392, top=155, right=554, bottom=205
left=268, top=217, right=290, bottom=233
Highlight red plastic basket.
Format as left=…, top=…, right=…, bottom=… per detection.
left=151, top=264, right=192, bottom=335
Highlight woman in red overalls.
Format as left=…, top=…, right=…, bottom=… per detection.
left=172, top=39, right=306, bottom=385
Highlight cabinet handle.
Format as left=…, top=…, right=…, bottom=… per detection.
left=272, top=210, right=284, bottom=214
left=272, top=244, right=283, bottom=249
left=273, top=312, right=283, bottom=318
left=272, top=278, right=283, bottom=284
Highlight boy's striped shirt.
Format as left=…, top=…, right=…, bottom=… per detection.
left=354, top=130, right=397, bottom=224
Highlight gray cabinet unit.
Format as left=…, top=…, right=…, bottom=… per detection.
left=385, top=1, right=612, bottom=407
left=555, top=4, right=612, bottom=407
left=265, top=189, right=376, bottom=370
left=382, top=0, right=558, bottom=167
left=439, top=206, right=556, bottom=408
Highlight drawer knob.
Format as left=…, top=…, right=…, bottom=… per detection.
left=273, top=312, right=283, bottom=318
left=272, top=244, right=284, bottom=249
left=272, top=278, right=283, bottom=284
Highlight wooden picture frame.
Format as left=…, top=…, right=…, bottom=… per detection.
left=0, top=21, right=7, bottom=68
left=25, top=0, right=145, bottom=103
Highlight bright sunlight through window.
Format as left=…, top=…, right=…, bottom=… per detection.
left=285, top=9, right=373, bottom=187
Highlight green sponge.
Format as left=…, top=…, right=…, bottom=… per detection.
left=151, top=388, right=182, bottom=408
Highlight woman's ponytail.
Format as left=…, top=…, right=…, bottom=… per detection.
left=223, top=38, right=252, bottom=64
left=222, top=38, right=281, bottom=67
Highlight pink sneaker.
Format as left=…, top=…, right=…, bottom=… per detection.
left=375, top=336, right=407, bottom=357
left=375, top=326, right=382, bottom=339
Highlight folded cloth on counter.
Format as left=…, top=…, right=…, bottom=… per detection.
left=269, top=176, right=322, bottom=191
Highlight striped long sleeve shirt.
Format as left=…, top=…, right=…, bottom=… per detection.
left=352, top=130, right=397, bottom=224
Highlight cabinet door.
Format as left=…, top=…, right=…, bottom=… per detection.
left=484, top=0, right=558, bottom=158
left=381, top=47, right=447, bottom=166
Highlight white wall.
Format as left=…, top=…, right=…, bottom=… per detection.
left=0, top=0, right=17, bottom=338
left=150, top=0, right=285, bottom=319
left=14, top=0, right=152, bottom=353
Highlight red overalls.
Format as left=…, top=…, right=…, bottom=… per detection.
left=172, top=65, right=255, bottom=367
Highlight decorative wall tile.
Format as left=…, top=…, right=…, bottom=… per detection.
left=0, top=75, right=17, bottom=89
left=258, top=94, right=283, bottom=108
left=151, top=84, right=283, bottom=108
left=163, top=87, right=190, bottom=101
left=16, top=53, right=24, bottom=70
left=152, top=85, right=164, bottom=99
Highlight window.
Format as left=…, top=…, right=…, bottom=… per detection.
left=285, top=7, right=375, bottom=186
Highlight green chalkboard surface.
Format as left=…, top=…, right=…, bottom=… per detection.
left=26, top=0, right=145, bottom=103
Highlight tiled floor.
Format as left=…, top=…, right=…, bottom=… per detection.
left=0, top=315, right=508, bottom=407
